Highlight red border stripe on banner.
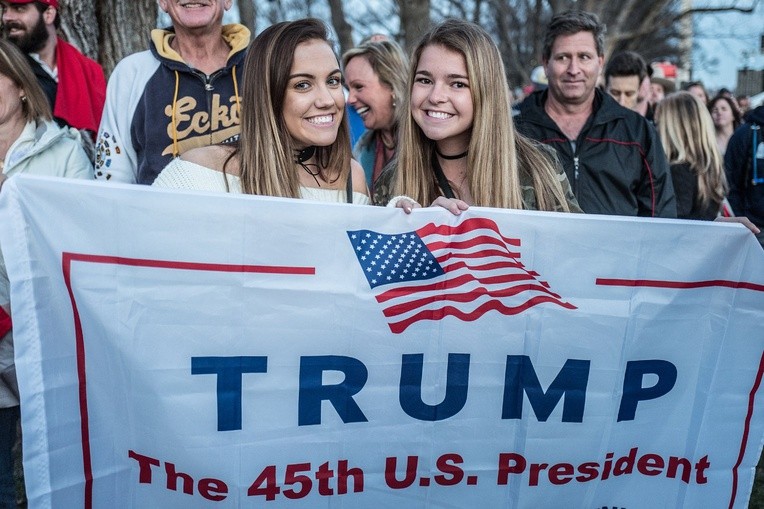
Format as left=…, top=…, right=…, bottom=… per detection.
left=61, top=252, right=315, bottom=509
left=596, top=276, right=764, bottom=507
left=596, top=278, right=764, bottom=292
left=730, top=352, right=764, bottom=509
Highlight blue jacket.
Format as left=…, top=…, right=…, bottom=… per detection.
left=724, top=105, right=764, bottom=227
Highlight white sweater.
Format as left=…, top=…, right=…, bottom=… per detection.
left=153, top=158, right=370, bottom=205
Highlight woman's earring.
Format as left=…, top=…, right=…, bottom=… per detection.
left=391, top=94, right=397, bottom=108
left=21, top=96, right=27, bottom=103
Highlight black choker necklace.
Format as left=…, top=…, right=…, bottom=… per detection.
left=295, top=146, right=321, bottom=186
left=435, top=148, right=468, bottom=160
left=296, top=146, right=316, bottom=164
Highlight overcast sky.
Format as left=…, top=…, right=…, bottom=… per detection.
left=692, top=0, right=763, bottom=92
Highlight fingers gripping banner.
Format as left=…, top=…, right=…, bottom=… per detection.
left=0, top=176, right=763, bottom=508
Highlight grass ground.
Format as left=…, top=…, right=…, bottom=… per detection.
left=750, top=452, right=764, bottom=508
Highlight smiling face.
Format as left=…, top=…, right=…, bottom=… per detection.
left=0, top=1, right=50, bottom=54
left=544, top=31, right=603, bottom=107
left=157, top=0, right=231, bottom=32
left=410, top=44, right=473, bottom=155
left=345, top=55, right=395, bottom=132
left=282, top=39, right=345, bottom=150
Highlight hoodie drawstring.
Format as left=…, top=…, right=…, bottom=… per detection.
left=172, top=70, right=180, bottom=158
left=232, top=65, right=241, bottom=124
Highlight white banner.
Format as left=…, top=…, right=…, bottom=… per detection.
left=1, top=175, right=763, bottom=508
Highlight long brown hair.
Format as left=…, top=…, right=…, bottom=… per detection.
left=232, top=18, right=352, bottom=197
left=395, top=19, right=570, bottom=211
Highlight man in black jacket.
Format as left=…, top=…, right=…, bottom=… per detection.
left=724, top=105, right=764, bottom=248
left=515, top=11, right=676, bottom=218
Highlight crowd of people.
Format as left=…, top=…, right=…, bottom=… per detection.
left=0, top=0, right=763, bottom=506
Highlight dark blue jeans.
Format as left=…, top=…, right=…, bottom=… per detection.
left=0, top=405, right=19, bottom=509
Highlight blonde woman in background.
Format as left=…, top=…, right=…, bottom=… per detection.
left=342, top=39, right=408, bottom=203
left=655, top=92, right=727, bottom=220
left=391, top=19, right=578, bottom=214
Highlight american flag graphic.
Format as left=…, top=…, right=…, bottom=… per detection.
left=348, top=217, right=576, bottom=333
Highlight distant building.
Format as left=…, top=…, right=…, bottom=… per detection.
left=737, top=69, right=764, bottom=97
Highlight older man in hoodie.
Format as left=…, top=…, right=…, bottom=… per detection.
left=94, top=0, right=250, bottom=184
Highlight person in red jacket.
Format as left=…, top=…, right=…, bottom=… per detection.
left=1, top=0, right=106, bottom=140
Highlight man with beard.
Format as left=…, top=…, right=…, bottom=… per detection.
left=1, top=0, right=105, bottom=139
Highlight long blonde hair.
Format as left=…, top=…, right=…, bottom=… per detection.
left=232, top=18, right=352, bottom=197
left=655, top=92, right=727, bottom=208
left=395, top=19, right=569, bottom=211
left=342, top=39, right=408, bottom=134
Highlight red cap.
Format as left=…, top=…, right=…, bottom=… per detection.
left=5, top=0, right=59, bottom=8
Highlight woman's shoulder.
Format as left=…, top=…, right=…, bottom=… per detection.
left=350, top=159, right=370, bottom=196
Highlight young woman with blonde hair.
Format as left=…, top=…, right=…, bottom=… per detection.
left=154, top=18, right=369, bottom=204
left=390, top=19, right=578, bottom=214
left=655, top=92, right=727, bottom=220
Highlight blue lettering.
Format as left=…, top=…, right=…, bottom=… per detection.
left=191, top=356, right=267, bottom=432
left=298, top=356, right=368, bottom=425
left=617, top=360, right=677, bottom=421
left=502, top=355, right=590, bottom=422
left=399, top=353, right=470, bottom=421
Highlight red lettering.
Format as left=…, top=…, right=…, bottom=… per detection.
left=695, top=455, right=710, bottom=484
left=434, top=454, right=464, bottom=486
left=529, top=462, right=548, bottom=487
left=315, top=462, right=333, bottom=496
left=385, top=456, right=418, bottom=489
left=248, top=465, right=280, bottom=500
left=637, top=453, right=664, bottom=476
left=198, top=478, right=228, bottom=501
left=667, top=456, right=692, bottom=483
left=497, top=453, right=525, bottom=485
left=337, top=459, right=364, bottom=494
left=576, top=462, right=599, bottom=482
left=548, top=463, right=574, bottom=485
left=165, top=461, right=194, bottom=494
left=128, top=450, right=160, bottom=483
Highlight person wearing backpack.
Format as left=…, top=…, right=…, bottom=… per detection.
left=724, top=104, right=764, bottom=249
